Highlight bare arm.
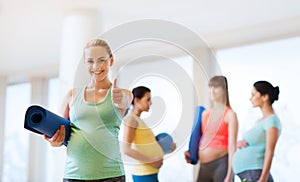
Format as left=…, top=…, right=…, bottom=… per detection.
left=60, top=89, right=73, bottom=119
left=225, top=110, right=238, bottom=182
left=123, top=116, right=163, bottom=169
left=258, top=127, right=279, bottom=182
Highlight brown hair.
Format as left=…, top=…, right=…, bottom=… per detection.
left=209, top=75, right=231, bottom=108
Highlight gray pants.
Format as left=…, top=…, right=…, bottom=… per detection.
left=197, top=155, right=229, bottom=182
left=237, top=170, right=274, bottom=182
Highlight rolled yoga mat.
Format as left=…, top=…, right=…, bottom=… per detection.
left=188, top=105, right=205, bottom=164
left=24, top=105, right=71, bottom=146
left=156, top=132, right=173, bottom=154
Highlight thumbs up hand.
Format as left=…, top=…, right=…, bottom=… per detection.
left=112, top=79, right=122, bottom=108
left=111, top=79, right=133, bottom=111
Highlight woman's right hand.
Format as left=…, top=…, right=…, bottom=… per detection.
left=237, top=140, right=248, bottom=149
left=44, top=125, right=66, bottom=147
left=184, top=151, right=192, bottom=164
left=149, top=157, right=163, bottom=169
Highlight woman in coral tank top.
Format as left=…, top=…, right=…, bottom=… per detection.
left=185, top=76, right=238, bottom=182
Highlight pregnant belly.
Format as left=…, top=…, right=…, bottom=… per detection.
left=199, top=148, right=228, bottom=163
left=232, top=146, right=264, bottom=173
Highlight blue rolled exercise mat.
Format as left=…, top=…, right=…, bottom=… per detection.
left=156, top=132, right=173, bottom=154
left=188, top=106, right=205, bottom=164
left=24, top=105, right=71, bottom=146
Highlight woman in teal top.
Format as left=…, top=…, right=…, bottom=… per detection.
left=44, top=39, right=133, bottom=181
left=232, top=81, right=281, bottom=182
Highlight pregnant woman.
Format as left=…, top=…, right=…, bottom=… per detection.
left=232, top=80, right=281, bottom=182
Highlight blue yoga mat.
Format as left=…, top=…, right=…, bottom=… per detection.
left=188, top=106, right=205, bottom=164
left=156, top=132, right=173, bottom=154
left=24, top=105, right=71, bottom=146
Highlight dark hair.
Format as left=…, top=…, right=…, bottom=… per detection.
left=209, top=75, right=231, bottom=108
left=254, top=81, right=280, bottom=105
left=132, top=86, right=151, bottom=105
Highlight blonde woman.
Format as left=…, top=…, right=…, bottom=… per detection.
left=44, top=39, right=133, bottom=182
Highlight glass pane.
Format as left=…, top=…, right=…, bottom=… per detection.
left=3, top=83, right=31, bottom=182
left=44, top=77, right=65, bottom=182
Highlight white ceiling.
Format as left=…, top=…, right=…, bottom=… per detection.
left=1, top=0, right=300, bottom=83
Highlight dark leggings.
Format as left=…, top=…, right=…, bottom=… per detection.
left=197, top=155, right=229, bottom=182
left=63, top=176, right=125, bottom=182
left=237, top=170, right=274, bottom=182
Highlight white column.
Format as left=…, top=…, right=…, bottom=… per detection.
left=193, top=47, right=217, bottom=106
left=59, top=8, right=101, bottom=93
left=27, top=78, right=48, bottom=182
left=0, top=76, right=7, bottom=179
left=192, top=47, right=217, bottom=181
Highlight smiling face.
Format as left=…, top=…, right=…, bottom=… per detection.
left=84, top=46, right=114, bottom=82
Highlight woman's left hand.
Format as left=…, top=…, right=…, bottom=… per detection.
left=112, top=79, right=133, bottom=109
left=170, top=142, right=176, bottom=153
